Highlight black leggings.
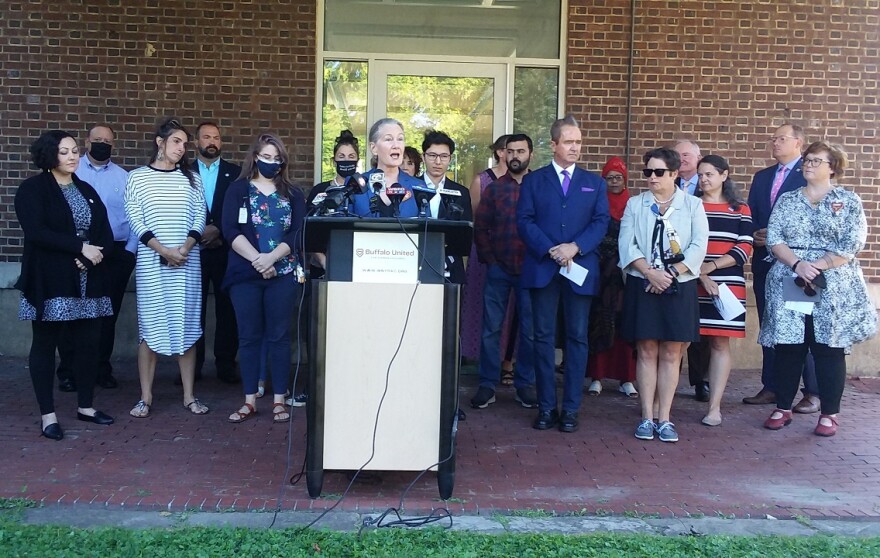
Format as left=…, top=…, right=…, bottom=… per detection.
left=773, top=316, right=846, bottom=415
left=30, top=319, right=101, bottom=414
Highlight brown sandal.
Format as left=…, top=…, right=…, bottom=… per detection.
left=228, top=403, right=256, bottom=423
left=273, top=403, right=290, bottom=423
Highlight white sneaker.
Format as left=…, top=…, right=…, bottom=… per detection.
left=588, top=380, right=602, bottom=396
left=618, top=382, right=639, bottom=397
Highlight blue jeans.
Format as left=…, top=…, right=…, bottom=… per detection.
left=531, top=277, right=592, bottom=413
left=229, top=274, right=299, bottom=396
left=478, top=264, right=535, bottom=390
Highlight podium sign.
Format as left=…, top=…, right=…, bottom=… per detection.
left=351, top=231, right=419, bottom=284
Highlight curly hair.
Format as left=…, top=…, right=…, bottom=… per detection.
left=29, top=130, right=75, bottom=171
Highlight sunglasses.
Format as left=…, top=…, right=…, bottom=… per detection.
left=794, top=272, right=826, bottom=297
left=643, top=168, right=672, bottom=177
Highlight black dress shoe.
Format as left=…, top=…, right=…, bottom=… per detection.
left=533, top=409, right=559, bottom=430
left=41, top=422, right=64, bottom=441
left=96, top=375, right=118, bottom=389
left=559, top=410, right=579, bottom=433
left=217, top=373, right=241, bottom=385
left=77, top=410, right=115, bottom=425
left=694, top=381, right=710, bottom=402
left=58, top=378, right=77, bottom=393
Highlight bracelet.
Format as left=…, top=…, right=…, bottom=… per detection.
left=712, top=261, right=718, bottom=271
left=791, top=259, right=802, bottom=273
left=669, top=265, right=680, bottom=277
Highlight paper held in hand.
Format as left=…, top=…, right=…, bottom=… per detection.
left=559, top=261, right=588, bottom=287
left=711, top=283, right=746, bottom=321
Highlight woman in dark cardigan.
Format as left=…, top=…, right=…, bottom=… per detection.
left=15, top=130, right=116, bottom=440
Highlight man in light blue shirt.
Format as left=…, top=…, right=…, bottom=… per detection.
left=57, top=124, right=135, bottom=392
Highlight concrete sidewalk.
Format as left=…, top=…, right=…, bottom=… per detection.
left=2, top=356, right=879, bottom=524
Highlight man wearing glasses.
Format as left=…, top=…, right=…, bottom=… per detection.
left=744, top=123, right=820, bottom=413
left=516, top=115, right=610, bottom=433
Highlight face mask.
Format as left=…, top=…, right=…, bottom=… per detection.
left=89, top=142, right=112, bottom=162
left=256, top=160, right=282, bottom=179
left=335, top=160, right=357, bottom=178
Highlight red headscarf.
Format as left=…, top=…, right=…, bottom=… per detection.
left=601, top=156, right=630, bottom=221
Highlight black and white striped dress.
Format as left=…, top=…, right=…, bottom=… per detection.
left=124, top=166, right=206, bottom=355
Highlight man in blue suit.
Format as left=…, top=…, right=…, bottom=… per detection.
left=517, top=115, right=610, bottom=433
left=744, top=123, right=819, bottom=412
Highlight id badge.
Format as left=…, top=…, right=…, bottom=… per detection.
left=238, top=207, right=248, bottom=224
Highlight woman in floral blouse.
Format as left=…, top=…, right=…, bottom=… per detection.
left=222, top=134, right=306, bottom=424
left=759, top=141, right=877, bottom=437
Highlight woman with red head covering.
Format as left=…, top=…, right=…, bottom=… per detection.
left=585, top=157, right=638, bottom=397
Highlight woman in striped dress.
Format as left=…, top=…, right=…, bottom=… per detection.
left=695, top=155, right=754, bottom=427
left=124, top=118, right=208, bottom=418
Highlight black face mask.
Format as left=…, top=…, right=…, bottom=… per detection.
left=89, top=142, right=112, bottom=162
left=335, top=160, right=357, bottom=178
left=256, top=160, right=282, bottom=179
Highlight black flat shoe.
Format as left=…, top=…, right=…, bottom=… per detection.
left=559, top=410, right=579, bottom=433
left=77, top=410, right=115, bottom=425
left=533, top=409, right=559, bottom=430
left=41, top=422, right=64, bottom=440
left=58, top=378, right=77, bottom=392
left=694, top=382, right=710, bottom=402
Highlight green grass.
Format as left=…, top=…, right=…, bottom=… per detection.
left=1, top=522, right=878, bottom=558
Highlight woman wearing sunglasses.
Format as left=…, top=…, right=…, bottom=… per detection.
left=618, top=147, right=708, bottom=443
left=759, top=141, right=876, bottom=437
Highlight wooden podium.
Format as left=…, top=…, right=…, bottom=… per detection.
left=303, top=217, right=472, bottom=499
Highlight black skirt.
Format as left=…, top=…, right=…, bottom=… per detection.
left=620, top=275, right=700, bottom=342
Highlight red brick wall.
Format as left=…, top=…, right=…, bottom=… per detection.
left=0, top=1, right=317, bottom=261
left=567, top=0, right=880, bottom=279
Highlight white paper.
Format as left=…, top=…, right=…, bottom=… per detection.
left=559, top=261, right=588, bottom=286
left=785, top=301, right=815, bottom=315
left=712, top=283, right=746, bottom=321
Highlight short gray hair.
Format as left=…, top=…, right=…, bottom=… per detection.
left=368, top=118, right=404, bottom=143
left=550, top=114, right=579, bottom=142
left=674, top=139, right=701, bottom=156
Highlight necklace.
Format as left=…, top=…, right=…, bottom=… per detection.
left=333, top=176, right=345, bottom=186
left=57, top=182, right=73, bottom=188
left=652, top=191, right=675, bottom=205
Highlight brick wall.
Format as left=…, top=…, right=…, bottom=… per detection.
left=0, top=0, right=317, bottom=261
left=567, top=0, right=880, bottom=279
left=2, top=1, right=878, bottom=278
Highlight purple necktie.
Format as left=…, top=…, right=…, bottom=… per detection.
left=561, top=169, right=571, bottom=196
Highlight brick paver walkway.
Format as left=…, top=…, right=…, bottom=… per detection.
left=2, top=357, right=878, bottom=520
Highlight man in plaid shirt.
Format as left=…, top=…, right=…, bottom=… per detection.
left=470, top=134, right=538, bottom=410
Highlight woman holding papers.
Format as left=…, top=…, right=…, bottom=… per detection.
left=759, top=142, right=876, bottom=437
left=694, top=155, right=754, bottom=427
left=618, top=147, right=708, bottom=443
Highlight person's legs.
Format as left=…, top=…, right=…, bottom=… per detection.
left=636, top=339, right=659, bottom=421
left=771, top=342, right=810, bottom=411
left=136, top=341, right=158, bottom=405
left=70, top=319, right=101, bottom=411
left=177, top=345, right=200, bottom=406
left=209, top=249, right=239, bottom=379
left=753, top=268, right=777, bottom=394
left=560, top=286, right=591, bottom=414
left=195, top=255, right=212, bottom=379
left=806, top=321, right=846, bottom=416
left=230, top=280, right=264, bottom=397
left=801, top=350, right=819, bottom=397
left=512, top=276, right=535, bottom=388
left=97, top=247, right=135, bottom=382
left=656, top=341, right=685, bottom=423
left=531, top=282, right=561, bottom=413
left=477, top=265, right=514, bottom=390
left=264, top=276, right=297, bottom=397
left=30, top=320, right=60, bottom=418
left=705, top=335, right=731, bottom=422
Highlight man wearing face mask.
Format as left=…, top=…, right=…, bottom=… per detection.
left=55, top=124, right=134, bottom=392
left=190, top=121, right=242, bottom=385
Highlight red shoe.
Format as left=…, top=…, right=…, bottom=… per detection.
left=814, top=414, right=839, bottom=437
left=763, top=409, right=793, bottom=430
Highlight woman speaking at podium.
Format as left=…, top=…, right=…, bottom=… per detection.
left=351, top=118, right=421, bottom=218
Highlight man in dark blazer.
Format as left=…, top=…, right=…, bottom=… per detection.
left=516, top=115, right=610, bottom=433
left=191, top=122, right=241, bottom=384
left=744, top=123, right=819, bottom=411
left=419, top=130, right=473, bottom=284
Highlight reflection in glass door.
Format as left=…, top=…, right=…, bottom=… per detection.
left=372, top=62, right=506, bottom=187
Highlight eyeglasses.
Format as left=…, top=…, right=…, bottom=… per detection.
left=257, top=154, right=282, bottom=163
left=794, top=272, right=826, bottom=297
left=643, top=168, right=671, bottom=177
left=424, top=152, right=451, bottom=162
left=803, top=157, right=831, bottom=167
left=769, top=135, right=795, bottom=144
left=605, top=175, right=624, bottom=182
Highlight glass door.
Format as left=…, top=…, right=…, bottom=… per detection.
left=370, top=61, right=507, bottom=186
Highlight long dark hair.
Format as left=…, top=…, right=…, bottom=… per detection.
left=150, top=117, right=196, bottom=188
left=696, top=154, right=743, bottom=210
left=239, top=133, right=296, bottom=199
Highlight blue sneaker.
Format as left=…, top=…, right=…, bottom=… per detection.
left=634, top=419, right=655, bottom=440
left=656, top=421, right=679, bottom=443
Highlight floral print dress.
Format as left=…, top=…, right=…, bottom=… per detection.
left=250, top=184, right=295, bottom=275
left=758, top=186, right=877, bottom=350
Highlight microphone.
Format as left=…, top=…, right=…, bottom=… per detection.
left=411, top=183, right=434, bottom=218
left=438, top=187, right=464, bottom=220
left=385, top=182, right=410, bottom=217
left=311, top=192, right=328, bottom=206
left=345, top=173, right=368, bottom=195
left=369, top=172, right=385, bottom=193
